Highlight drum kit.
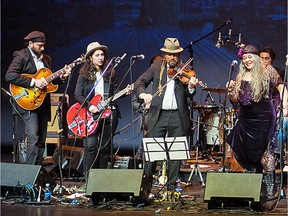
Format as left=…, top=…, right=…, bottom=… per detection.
left=191, top=86, right=237, bottom=159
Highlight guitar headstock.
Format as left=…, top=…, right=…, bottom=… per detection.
left=73, top=54, right=86, bottom=66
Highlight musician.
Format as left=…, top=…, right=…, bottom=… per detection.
left=5, top=31, right=71, bottom=165
left=260, top=47, right=286, bottom=155
left=134, top=37, right=198, bottom=189
left=227, top=45, right=288, bottom=198
left=74, top=42, right=132, bottom=177
left=260, top=47, right=285, bottom=81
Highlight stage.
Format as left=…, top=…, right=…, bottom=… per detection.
left=1, top=148, right=287, bottom=216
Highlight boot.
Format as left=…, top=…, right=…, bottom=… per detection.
left=264, top=171, right=277, bottom=198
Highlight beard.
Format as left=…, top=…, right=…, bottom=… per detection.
left=31, top=47, right=42, bottom=58
left=168, top=59, right=178, bottom=68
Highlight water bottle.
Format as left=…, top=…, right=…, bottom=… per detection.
left=175, top=179, right=182, bottom=194
left=44, top=183, right=52, bottom=201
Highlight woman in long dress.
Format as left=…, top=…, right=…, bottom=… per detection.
left=226, top=44, right=287, bottom=197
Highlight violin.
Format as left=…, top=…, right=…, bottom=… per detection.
left=167, top=58, right=206, bottom=87
left=167, top=67, right=196, bottom=85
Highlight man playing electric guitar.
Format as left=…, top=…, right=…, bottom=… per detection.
left=5, top=31, right=71, bottom=165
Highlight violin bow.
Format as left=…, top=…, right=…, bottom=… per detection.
left=152, top=57, right=194, bottom=99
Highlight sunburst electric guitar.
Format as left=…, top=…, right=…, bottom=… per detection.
left=66, top=84, right=134, bottom=137
left=9, top=56, right=85, bottom=110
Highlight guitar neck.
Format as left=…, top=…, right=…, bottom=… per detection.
left=44, top=63, right=73, bottom=83
left=101, top=83, right=134, bottom=107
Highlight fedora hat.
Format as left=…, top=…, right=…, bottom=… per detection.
left=86, top=42, right=108, bottom=58
left=160, top=38, right=183, bottom=54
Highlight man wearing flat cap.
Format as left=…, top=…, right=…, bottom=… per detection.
left=5, top=31, right=71, bottom=165
left=134, top=37, right=198, bottom=190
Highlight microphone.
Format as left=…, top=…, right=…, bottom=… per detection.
left=231, top=60, right=238, bottom=66
left=227, top=19, right=232, bottom=38
left=120, top=53, right=127, bottom=60
left=286, top=54, right=288, bottom=66
left=235, top=33, right=245, bottom=48
left=225, top=19, right=232, bottom=26
left=215, top=32, right=223, bottom=48
left=131, top=54, right=145, bottom=60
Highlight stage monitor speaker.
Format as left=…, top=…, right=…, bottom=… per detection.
left=204, top=172, right=266, bottom=211
left=0, top=162, right=56, bottom=191
left=86, top=169, right=149, bottom=204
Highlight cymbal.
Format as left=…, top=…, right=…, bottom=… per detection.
left=193, top=104, right=219, bottom=110
left=203, top=87, right=227, bottom=94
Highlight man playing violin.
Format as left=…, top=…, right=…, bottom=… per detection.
left=134, top=37, right=198, bottom=190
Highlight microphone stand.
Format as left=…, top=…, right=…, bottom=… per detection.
left=184, top=19, right=231, bottom=51
left=73, top=57, right=116, bottom=122
left=73, top=56, right=119, bottom=179
left=218, top=61, right=236, bottom=172
left=85, top=54, right=126, bottom=170
left=129, top=57, right=138, bottom=169
left=51, top=65, right=76, bottom=195
left=184, top=19, right=231, bottom=154
left=106, top=55, right=139, bottom=168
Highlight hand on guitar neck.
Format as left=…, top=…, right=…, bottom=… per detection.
left=34, top=64, right=71, bottom=89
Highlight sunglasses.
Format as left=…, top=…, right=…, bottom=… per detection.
left=260, top=57, right=271, bottom=60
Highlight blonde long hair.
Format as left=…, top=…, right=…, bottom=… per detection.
left=235, top=54, right=270, bottom=102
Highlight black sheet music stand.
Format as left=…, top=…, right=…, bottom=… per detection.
left=142, top=136, right=190, bottom=190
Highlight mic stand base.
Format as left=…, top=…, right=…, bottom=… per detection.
left=187, top=162, right=205, bottom=187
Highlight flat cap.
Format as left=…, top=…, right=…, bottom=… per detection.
left=24, top=31, right=46, bottom=42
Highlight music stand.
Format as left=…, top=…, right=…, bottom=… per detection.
left=142, top=136, right=190, bottom=190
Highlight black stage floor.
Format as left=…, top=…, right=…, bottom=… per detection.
left=1, top=148, right=287, bottom=216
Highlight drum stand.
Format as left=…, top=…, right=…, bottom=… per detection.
left=186, top=116, right=205, bottom=187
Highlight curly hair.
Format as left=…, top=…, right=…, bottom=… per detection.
left=235, top=54, right=270, bottom=102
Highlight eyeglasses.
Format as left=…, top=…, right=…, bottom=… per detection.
left=260, top=57, right=271, bottom=60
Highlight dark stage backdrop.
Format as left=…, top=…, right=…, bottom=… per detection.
left=1, top=0, right=287, bottom=157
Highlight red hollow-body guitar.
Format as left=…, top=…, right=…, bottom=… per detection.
left=9, top=57, right=84, bottom=110
left=66, top=84, right=134, bottom=137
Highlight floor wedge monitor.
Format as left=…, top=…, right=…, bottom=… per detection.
left=86, top=169, right=149, bottom=204
left=0, top=162, right=56, bottom=190
left=204, top=172, right=266, bottom=211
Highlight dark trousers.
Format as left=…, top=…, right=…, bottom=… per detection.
left=21, top=111, right=49, bottom=165
left=145, top=109, right=184, bottom=188
left=83, top=110, right=118, bottom=176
